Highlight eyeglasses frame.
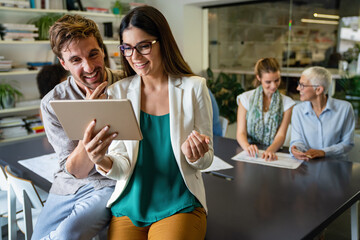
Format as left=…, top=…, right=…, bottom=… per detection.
left=297, top=80, right=319, bottom=90
left=118, top=40, right=158, bottom=57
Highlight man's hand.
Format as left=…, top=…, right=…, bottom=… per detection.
left=85, top=82, right=108, bottom=99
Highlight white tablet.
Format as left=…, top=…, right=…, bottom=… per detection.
left=50, top=99, right=142, bottom=141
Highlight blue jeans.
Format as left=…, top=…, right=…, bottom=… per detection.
left=31, top=184, right=114, bottom=240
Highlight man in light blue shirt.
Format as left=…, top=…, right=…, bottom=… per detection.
left=290, top=66, right=355, bottom=160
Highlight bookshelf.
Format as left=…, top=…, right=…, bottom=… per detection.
left=0, top=4, right=122, bottom=144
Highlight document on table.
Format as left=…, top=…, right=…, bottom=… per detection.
left=18, top=153, right=58, bottom=183
left=231, top=150, right=303, bottom=169
left=201, top=155, right=234, bottom=172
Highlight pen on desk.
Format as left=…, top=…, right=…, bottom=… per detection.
left=255, top=152, right=258, bottom=158
left=208, top=171, right=234, bottom=181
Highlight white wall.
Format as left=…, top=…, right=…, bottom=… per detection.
left=144, top=0, right=258, bottom=75
left=145, top=0, right=204, bottom=74
left=183, top=0, right=256, bottom=7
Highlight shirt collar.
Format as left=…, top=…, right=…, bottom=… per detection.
left=302, top=96, right=334, bottom=115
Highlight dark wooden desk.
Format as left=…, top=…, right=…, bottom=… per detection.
left=0, top=137, right=54, bottom=192
left=205, top=136, right=360, bottom=240
left=1, top=136, right=360, bottom=240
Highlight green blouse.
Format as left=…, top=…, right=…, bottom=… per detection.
left=111, top=111, right=201, bottom=227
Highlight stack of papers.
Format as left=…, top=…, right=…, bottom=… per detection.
left=201, top=156, right=233, bottom=172
left=232, top=150, right=303, bottom=169
left=18, top=153, right=58, bottom=183
left=0, top=117, right=28, bottom=139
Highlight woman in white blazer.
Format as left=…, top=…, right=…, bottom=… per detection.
left=81, top=6, right=213, bottom=240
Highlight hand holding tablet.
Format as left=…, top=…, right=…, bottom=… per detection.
left=50, top=99, right=143, bottom=141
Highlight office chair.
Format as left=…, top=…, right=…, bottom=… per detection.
left=219, top=116, right=229, bottom=137
left=0, top=165, right=8, bottom=240
left=5, top=165, right=47, bottom=240
left=283, top=123, right=292, bottom=147
left=348, top=134, right=360, bottom=162
left=5, top=165, right=101, bottom=240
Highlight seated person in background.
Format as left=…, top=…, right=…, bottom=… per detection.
left=103, top=44, right=118, bottom=70
left=36, top=64, right=68, bottom=99
left=290, top=66, right=355, bottom=160
left=236, top=58, right=295, bottom=161
left=81, top=6, right=213, bottom=239
left=209, top=89, right=223, bottom=136
left=36, top=64, right=68, bottom=120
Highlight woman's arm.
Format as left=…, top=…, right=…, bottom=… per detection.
left=263, top=106, right=293, bottom=160
left=236, top=102, right=259, bottom=157
left=182, top=78, right=213, bottom=170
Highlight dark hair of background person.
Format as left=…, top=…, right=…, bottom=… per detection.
left=103, top=44, right=111, bottom=68
left=37, top=64, right=68, bottom=98
left=119, top=6, right=194, bottom=78
left=252, top=58, right=281, bottom=87
left=49, top=14, right=104, bottom=60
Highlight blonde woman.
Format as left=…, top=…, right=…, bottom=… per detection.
left=236, top=58, right=295, bottom=161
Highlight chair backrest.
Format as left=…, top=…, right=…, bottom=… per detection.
left=0, top=165, right=7, bottom=191
left=5, top=166, right=43, bottom=210
left=283, top=123, right=292, bottom=147
left=5, top=166, right=44, bottom=240
left=348, top=133, right=360, bottom=162
left=219, top=116, right=229, bottom=137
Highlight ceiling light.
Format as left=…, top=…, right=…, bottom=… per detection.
left=313, top=13, right=339, bottom=19
left=301, top=18, right=339, bottom=25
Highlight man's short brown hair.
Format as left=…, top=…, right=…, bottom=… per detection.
left=49, top=14, right=104, bottom=60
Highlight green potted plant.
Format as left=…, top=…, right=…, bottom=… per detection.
left=206, top=68, right=244, bottom=124
left=112, top=0, right=123, bottom=15
left=28, top=14, right=63, bottom=40
left=0, top=80, right=23, bottom=109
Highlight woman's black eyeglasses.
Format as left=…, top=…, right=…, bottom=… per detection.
left=118, top=40, right=158, bottom=57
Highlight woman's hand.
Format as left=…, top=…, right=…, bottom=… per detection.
left=304, top=149, right=325, bottom=159
left=262, top=149, right=278, bottom=161
left=181, top=130, right=210, bottom=162
left=291, top=146, right=310, bottom=161
left=245, top=144, right=259, bottom=158
left=82, top=119, right=117, bottom=165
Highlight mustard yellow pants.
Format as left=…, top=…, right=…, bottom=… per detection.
left=107, top=207, right=207, bottom=240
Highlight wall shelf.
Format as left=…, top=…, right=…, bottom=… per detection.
left=0, top=6, right=122, bottom=18
left=0, top=40, right=118, bottom=45
left=0, top=40, right=49, bottom=44
left=0, top=104, right=40, bottom=118
left=0, top=132, right=45, bottom=147
left=0, top=5, right=121, bottom=144
left=0, top=70, right=39, bottom=76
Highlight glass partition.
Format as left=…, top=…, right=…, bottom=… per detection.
left=208, top=1, right=339, bottom=70
left=207, top=0, right=360, bottom=127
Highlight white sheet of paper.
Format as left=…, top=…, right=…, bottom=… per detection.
left=201, top=155, right=234, bottom=172
left=232, top=150, right=303, bottom=169
left=18, top=153, right=58, bottom=183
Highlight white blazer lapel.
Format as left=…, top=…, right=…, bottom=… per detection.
left=168, top=76, right=183, bottom=165
left=125, top=75, right=141, bottom=163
